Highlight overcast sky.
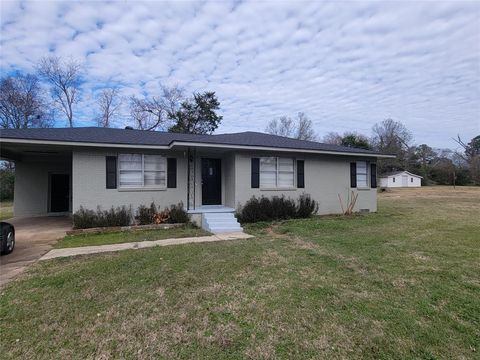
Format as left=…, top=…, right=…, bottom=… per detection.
left=1, top=1, right=479, bottom=148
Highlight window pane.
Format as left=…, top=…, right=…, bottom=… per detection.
left=144, top=171, right=166, bottom=186
left=356, top=161, right=367, bottom=174
left=260, top=171, right=276, bottom=187
left=260, top=157, right=277, bottom=187
left=119, top=154, right=142, bottom=187
left=357, top=174, right=368, bottom=187
left=278, top=171, right=294, bottom=187
left=144, top=155, right=165, bottom=171
left=260, top=157, right=276, bottom=172
left=119, top=170, right=142, bottom=187
left=119, top=154, right=142, bottom=170
left=144, top=156, right=165, bottom=186
left=278, top=158, right=293, bottom=172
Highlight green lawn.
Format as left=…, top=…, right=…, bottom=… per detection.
left=55, top=225, right=210, bottom=248
left=0, top=201, right=13, bottom=220
left=0, top=187, right=479, bottom=359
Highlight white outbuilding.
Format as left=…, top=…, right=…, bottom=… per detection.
left=379, top=171, right=423, bottom=188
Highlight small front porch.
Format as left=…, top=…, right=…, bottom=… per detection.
left=187, top=205, right=242, bottom=234
left=184, top=147, right=236, bottom=212
left=182, top=148, right=242, bottom=233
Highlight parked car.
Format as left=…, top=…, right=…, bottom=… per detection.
left=0, top=222, right=15, bottom=255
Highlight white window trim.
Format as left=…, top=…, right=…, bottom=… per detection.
left=118, top=154, right=167, bottom=190
left=260, top=157, right=296, bottom=190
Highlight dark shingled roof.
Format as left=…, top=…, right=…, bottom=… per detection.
left=0, top=127, right=387, bottom=156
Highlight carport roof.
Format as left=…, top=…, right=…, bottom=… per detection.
left=0, top=127, right=394, bottom=158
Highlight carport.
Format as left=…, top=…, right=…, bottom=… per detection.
left=0, top=216, right=72, bottom=287
left=1, top=141, right=73, bottom=218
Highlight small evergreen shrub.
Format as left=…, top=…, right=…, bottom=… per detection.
left=271, top=196, right=297, bottom=219
left=237, top=197, right=262, bottom=223
left=136, top=202, right=158, bottom=225
left=237, top=194, right=318, bottom=223
left=135, top=202, right=189, bottom=224
left=73, top=206, right=132, bottom=229
left=296, top=194, right=319, bottom=218
left=167, top=203, right=189, bottom=224
left=99, top=206, right=132, bottom=227
left=72, top=207, right=97, bottom=229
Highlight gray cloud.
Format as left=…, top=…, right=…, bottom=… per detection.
left=1, top=0, right=479, bottom=147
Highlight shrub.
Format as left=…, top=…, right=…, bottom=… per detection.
left=0, top=168, right=14, bottom=201
left=167, top=203, right=189, bottom=224
left=100, top=206, right=132, bottom=227
left=136, top=202, right=158, bottom=225
left=73, top=206, right=132, bottom=229
left=271, top=196, right=296, bottom=219
left=237, top=194, right=318, bottom=223
left=135, top=202, right=189, bottom=225
left=296, top=194, right=319, bottom=218
left=237, top=197, right=262, bottom=223
left=72, top=207, right=97, bottom=229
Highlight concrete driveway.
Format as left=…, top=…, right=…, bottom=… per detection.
left=0, top=216, right=72, bottom=287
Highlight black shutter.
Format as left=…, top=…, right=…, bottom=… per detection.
left=350, top=162, right=357, bottom=188
left=371, top=163, right=377, bottom=188
left=297, top=160, right=305, bottom=188
left=106, top=156, right=117, bottom=189
left=167, top=158, right=177, bottom=188
left=251, top=158, right=260, bottom=188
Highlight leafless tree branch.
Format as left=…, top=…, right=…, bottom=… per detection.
left=36, top=56, right=82, bottom=127
left=96, top=88, right=122, bottom=127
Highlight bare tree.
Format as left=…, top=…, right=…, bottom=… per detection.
left=37, top=56, right=82, bottom=127
left=371, top=118, right=413, bottom=152
left=322, top=131, right=342, bottom=145
left=0, top=73, right=52, bottom=129
left=453, top=135, right=480, bottom=185
left=265, top=112, right=317, bottom=140
left=96, top=88, right=122, bottom=127
left=266, top=116, right=294, bottom=138
left=371, top=118, right=413, bottom=173
left=129, top=85, right=184, bottom=131
left=295, top=112, right=317, bottom=141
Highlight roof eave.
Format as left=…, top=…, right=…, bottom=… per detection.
left=170, top=140, right=395, bottom=158
left=0, top=138, right=396, bottom=158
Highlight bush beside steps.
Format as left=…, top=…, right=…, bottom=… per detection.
left=237, top=194, right=319, bottom=223
left=73, top=202, right=189, bottom=230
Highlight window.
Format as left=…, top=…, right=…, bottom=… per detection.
left=260, top=157, right=294, bottom=188
left=118, top=154, right=166, bottom=188
left=393, top=177, right=395, bottom=183
left=356, top=161, right=368, bottom=187
left=411, top=177, right=413, bottom=182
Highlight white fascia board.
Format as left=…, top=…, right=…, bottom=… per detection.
left=0, top=138, right=396, bottom=158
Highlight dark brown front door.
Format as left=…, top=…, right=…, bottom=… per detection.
left=202, top=158, right=221, bottom=205
left=50, top=174, right=70, bottom=212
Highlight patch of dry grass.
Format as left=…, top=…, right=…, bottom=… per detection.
left=0, top=186, right=479, bottom=359
left=0, top=201, right=13, bottom=220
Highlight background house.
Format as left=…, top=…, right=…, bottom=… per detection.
left=379, top=171, right=422, bottom=188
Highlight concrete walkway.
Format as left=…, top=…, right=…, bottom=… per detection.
left=40, top=232, right=253, bottom=260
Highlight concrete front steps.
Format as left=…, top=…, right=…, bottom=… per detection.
left=202, top=212, right=243, bottom=234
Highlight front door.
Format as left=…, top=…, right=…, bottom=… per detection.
left=401, top=175, right=408, bottom=187
left=50, top=174, right=70, bottom=212
left=202, top=158, right=221, bottom=205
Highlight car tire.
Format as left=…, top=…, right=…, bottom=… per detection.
left=1, top=225, right=15, bottom=255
